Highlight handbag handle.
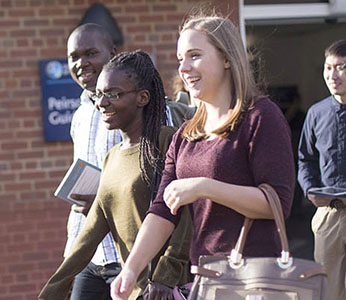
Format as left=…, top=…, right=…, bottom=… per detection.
left=229, top=183, right=292, bottom=269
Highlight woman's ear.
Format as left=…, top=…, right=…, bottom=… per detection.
left=224, top=59, right=231, bottom=69
left=137, top=90, right=150, bottom=107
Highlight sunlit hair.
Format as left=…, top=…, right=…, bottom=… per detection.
left=325, top=39, right=346, bottom=58
left=103, top=50, right=167, bottom=185
left=179, top=13, right=260, bottom=141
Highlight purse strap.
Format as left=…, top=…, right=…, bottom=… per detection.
left=230, top=184, right=291, bottom=268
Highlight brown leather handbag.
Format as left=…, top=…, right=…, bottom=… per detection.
left=188, top=184, right=328, bottom=300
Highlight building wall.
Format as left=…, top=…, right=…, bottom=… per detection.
left=0, top=0, right=238, bottom=299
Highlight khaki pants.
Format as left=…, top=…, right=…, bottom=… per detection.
left=312, top=207, right=346, bottom=300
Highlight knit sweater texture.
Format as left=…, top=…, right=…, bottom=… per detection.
left=149, top=98, right=295, bottom=265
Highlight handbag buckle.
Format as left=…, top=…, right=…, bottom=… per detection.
left=277, top=251, right=293, bottom=269
left=229, top=249, right=244, bottom=269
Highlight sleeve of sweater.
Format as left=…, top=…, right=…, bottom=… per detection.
left=297, top=108, right=321, bottom=196
left=150, top=126, right=192, bottom=287
left=38, top=200, right=110, bottom=300
left=247, top=99, right=295, bottom=219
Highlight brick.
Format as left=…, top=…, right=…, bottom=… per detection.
left=0, top=20, right=20, bottom=27
left=0, top=60, right=23, bottom=68
left=23, top=120, right=35, bottom=127
left=16, top=274, right=29, bottom=282
left=167, top=13, right=186, bottom=22
left=127, top=25, right=151, bottom=33
left=17, top=151, right=45, bottom=159
left=116, top=15, right=136, bottom=23
left=0, top=0, right=12, bottom=7
left=47, top=149, right=71, bottom=157
left=0, top=174, right=16, bottom=181
left=38, top=8, right=65, bottom=16
left=20, top=191, right=47, bottom=201
left=20, top=79, right=33, bottom=87
left=155, top=23, right=178, bottom=31
left=1, top=141, right=28, bottom=151
left=24, top=294, right=39, bottom=300
left=10, top=162, right=23, bottom=170
left=23, top=19, right=50, bottom=26
left=34, top=180, right=60, bottom=189
left=16, top=130, right=42, bottom=139
left=2, top=100, right=25, bottom=109
left=11, top=49, right=37, bottom=57
left=0, top=131, right=14, bottom=141
left=0, top=152, right=15, bottom=160
left=139, top=15, right=164, bottom=23
left=40, top=48, right=66, bottom=57
left=40, top=161, right=53, bottom=168
left=22, top=251, right=49, bottom=261
left=10, top=30, right=36, bottom=38
left=24, top=163, right=37, bottom=171
left=9, top=283, right=36, bottom=293
left=4, top=183, right=31, bottom=192
left=32, top=39, right=43, bottom=47
left=16, top=39, right=29, bottom=47
left=48, top=170, right=66, bottom=178
left=13, top=110, right=41, bottom=118
left=153, top=4, right=177, bottom=11
left=19, top=171, right=45, bottom=180
left=0, top=275, right=14, bottom=284
left=0, top=296, right=24, bottom=300
left=52, top=18, right=78, bottom=27
left=125, top=5, right=149, bottom=13
left=12, top=89, right=39, bottom=97
left=8, top=120, right=21, bottom=128
left=0, top=193, right=17, bottom=202
left=1, top=141, right=28, bottom=150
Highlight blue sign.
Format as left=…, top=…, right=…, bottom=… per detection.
left=39, top=59, right=82, bottom=141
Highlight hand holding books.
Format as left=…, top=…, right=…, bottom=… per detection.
left=54, top=158, right=101, bottom=208
left=71, top=193, right=96, bottom=216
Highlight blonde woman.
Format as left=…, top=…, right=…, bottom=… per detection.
left=111, top=13, right=295, bottom=300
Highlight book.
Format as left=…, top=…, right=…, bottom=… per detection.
left=308, top=187, right=346, bottom=198
left=54, top=158, right=101, bottom=206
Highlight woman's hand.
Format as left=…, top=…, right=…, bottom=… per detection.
left=163, top=177, right=205, bottom=215
left=110, top=269, right=137, bottom=300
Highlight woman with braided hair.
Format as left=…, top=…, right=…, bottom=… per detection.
left=38, top=50, right=192, bottom=300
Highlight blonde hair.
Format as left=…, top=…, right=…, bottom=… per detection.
left=180, top=13, right=260, bottom=141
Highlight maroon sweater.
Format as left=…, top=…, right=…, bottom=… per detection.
left=148, top=98, right=295, bottom=265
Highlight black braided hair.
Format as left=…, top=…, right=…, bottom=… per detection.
left=103, top=50, right=167, bottom=186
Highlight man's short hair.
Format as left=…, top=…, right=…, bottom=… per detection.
left=68, top=23, right=114, bottom=51
left=325, top=39, right=346, bottom=58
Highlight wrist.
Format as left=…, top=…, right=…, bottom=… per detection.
left=123, top=257, right=144, bottom=279
left=197, top=177, right=211, bottom=199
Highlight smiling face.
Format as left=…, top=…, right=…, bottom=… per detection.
left=177, top=29, right=230, bottom=104
left=323, top=55, right=346, bottom=103
left=95, top=68, right=147, bottom=132
left=67, top=30, right=115, bottom=94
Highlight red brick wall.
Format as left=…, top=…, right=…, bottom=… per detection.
left=0, top=0, right=238, bottom=299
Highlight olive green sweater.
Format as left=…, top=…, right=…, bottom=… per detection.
left=39, top=127, right=192, bottom=300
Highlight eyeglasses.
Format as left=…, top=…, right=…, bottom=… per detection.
left=91, top=89, right=139, bottom=102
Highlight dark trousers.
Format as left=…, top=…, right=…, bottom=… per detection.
left=70, top=262, right=122, bottom=300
